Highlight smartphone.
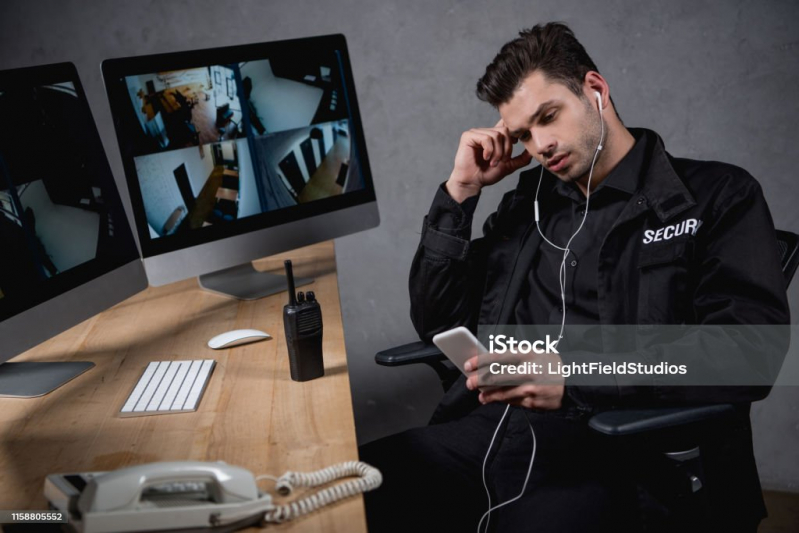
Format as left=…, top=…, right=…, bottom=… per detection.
left=432, top=326, right=489, bottom=376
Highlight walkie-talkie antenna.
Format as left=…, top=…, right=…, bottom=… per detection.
left=284, top=260, right=297, bottom=306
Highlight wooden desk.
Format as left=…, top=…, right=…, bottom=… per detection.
left=0, top=241, right=367, bottom=532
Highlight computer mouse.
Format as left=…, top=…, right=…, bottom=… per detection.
left=208, top=329, right=271, bottom=349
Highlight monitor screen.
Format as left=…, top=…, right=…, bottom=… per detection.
left=0, top=63, right=144, bottom=324
left=0, top=63, right=147, bottom=392
left=102, top=34, right=378, bottom=277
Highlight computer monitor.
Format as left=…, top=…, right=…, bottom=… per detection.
left=0, top=63, right=148, bottom=397
left=102, top=34, right=380, bottom=299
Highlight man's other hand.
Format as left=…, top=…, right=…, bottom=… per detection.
left=447, top=120, right=533, bottom=203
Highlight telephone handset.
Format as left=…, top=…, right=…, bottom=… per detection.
left=45, top=460, right=381, bottom=533
left=79, top=461, right=260, bottom=512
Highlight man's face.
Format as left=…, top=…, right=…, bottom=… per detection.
left=499, top=71, right=602, bottom=184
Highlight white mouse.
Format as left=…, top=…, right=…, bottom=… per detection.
left=208, top=329, right=271, bottom=349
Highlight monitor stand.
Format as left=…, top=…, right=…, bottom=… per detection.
left=0, top=361, right=95, bottom=398
left=198, top=262, right=313, bottom=300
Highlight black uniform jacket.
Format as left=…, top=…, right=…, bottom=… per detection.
left=409, top=128, right=790, bottom=525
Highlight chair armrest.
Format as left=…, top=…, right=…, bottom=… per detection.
left=375, top=341, right=444, bottom=367
left=588, top=404, right=736, bottom=437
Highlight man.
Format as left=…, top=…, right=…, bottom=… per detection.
left=360, top=22, right=789, bottom=532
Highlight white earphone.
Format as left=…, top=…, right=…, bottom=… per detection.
left=479, top=89, right=608, bottom=533
left=595, top=92, right=604, bottom=151
left=532, top=87, right=606, bottom=345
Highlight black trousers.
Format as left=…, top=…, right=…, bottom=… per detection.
left=359, top=403, right=639, bottom=533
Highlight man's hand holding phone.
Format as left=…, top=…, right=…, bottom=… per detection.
left=432, top=327, right=564, bottom=411
left=463, top=352, right=565, bottom=411
left=446, top=119, right=534, bottom=203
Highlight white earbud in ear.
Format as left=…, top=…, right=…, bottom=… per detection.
left=594, top=91, right=604, bottom=151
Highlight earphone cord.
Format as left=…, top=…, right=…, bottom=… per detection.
left=255, top=461, right=383, bottom=525
left=477, top=404, right=537, bottom=533
left=535, top=106, right=605, bottom=348
left=477, top=102, right=605, bottom=531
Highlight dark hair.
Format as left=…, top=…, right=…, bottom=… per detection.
left=476, top=23, right=599, bottom=107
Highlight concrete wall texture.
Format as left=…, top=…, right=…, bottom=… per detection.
left=2, top=0, right=797, bottom=491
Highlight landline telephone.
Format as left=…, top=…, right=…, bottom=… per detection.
left=44, top=460, right=382, bottom=533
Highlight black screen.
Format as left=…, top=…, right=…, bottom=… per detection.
left=0, top=63, right=141, bottom=321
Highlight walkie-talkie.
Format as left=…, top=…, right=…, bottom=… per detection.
left=283, top=260, right=324, bottom=382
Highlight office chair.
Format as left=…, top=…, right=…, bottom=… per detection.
left=375, top=229, right=799, bottom=528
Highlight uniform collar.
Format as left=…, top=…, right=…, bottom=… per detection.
left=516, top=128, right=696, bottom=222
left=636, top=128, right=697, bottom=222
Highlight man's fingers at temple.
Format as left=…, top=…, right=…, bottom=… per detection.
left=483, top=130, right=507, bottom=166
left=476, top=126, right=509, bottom=164
left=469, top=130, right=500, bottom=164
left=493, top=120, right=512, bottom=155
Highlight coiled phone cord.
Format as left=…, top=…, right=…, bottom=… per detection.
left=257, top=461, right=382, bottom=524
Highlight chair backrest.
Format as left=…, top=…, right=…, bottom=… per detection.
left=776, top=229, right=799, bottom=287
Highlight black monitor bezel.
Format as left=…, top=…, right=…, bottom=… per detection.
left=102, top=33, right=377, bottom=259
left=0, top=62, right=143, bottom=322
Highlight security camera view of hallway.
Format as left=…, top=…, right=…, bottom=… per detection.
left=254, top=120, right=364, bottom=208
left=134, top=140, right=259, bottom=238
left=124, top=66, right=244, bottom=154
left=240, top=56, right=346, bottom=136
left=0, top=81, right=129, bottom=304
left=1, top=180, right=100, bottom=278
left=241, top=54, right=365, bottom=209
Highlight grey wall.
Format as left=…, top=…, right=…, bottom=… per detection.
left=2, top=0, right=798, bottom=491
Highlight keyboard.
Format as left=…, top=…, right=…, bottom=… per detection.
left=120, top=360, right=216, bottom=417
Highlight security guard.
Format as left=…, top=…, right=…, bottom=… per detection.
left=361, top=22, right=789, bottom=532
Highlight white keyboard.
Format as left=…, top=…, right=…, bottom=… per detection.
left=120, top=360, right=216, bottom=417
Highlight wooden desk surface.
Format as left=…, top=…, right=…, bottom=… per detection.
left=0, top=241, right=367, bottom=532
